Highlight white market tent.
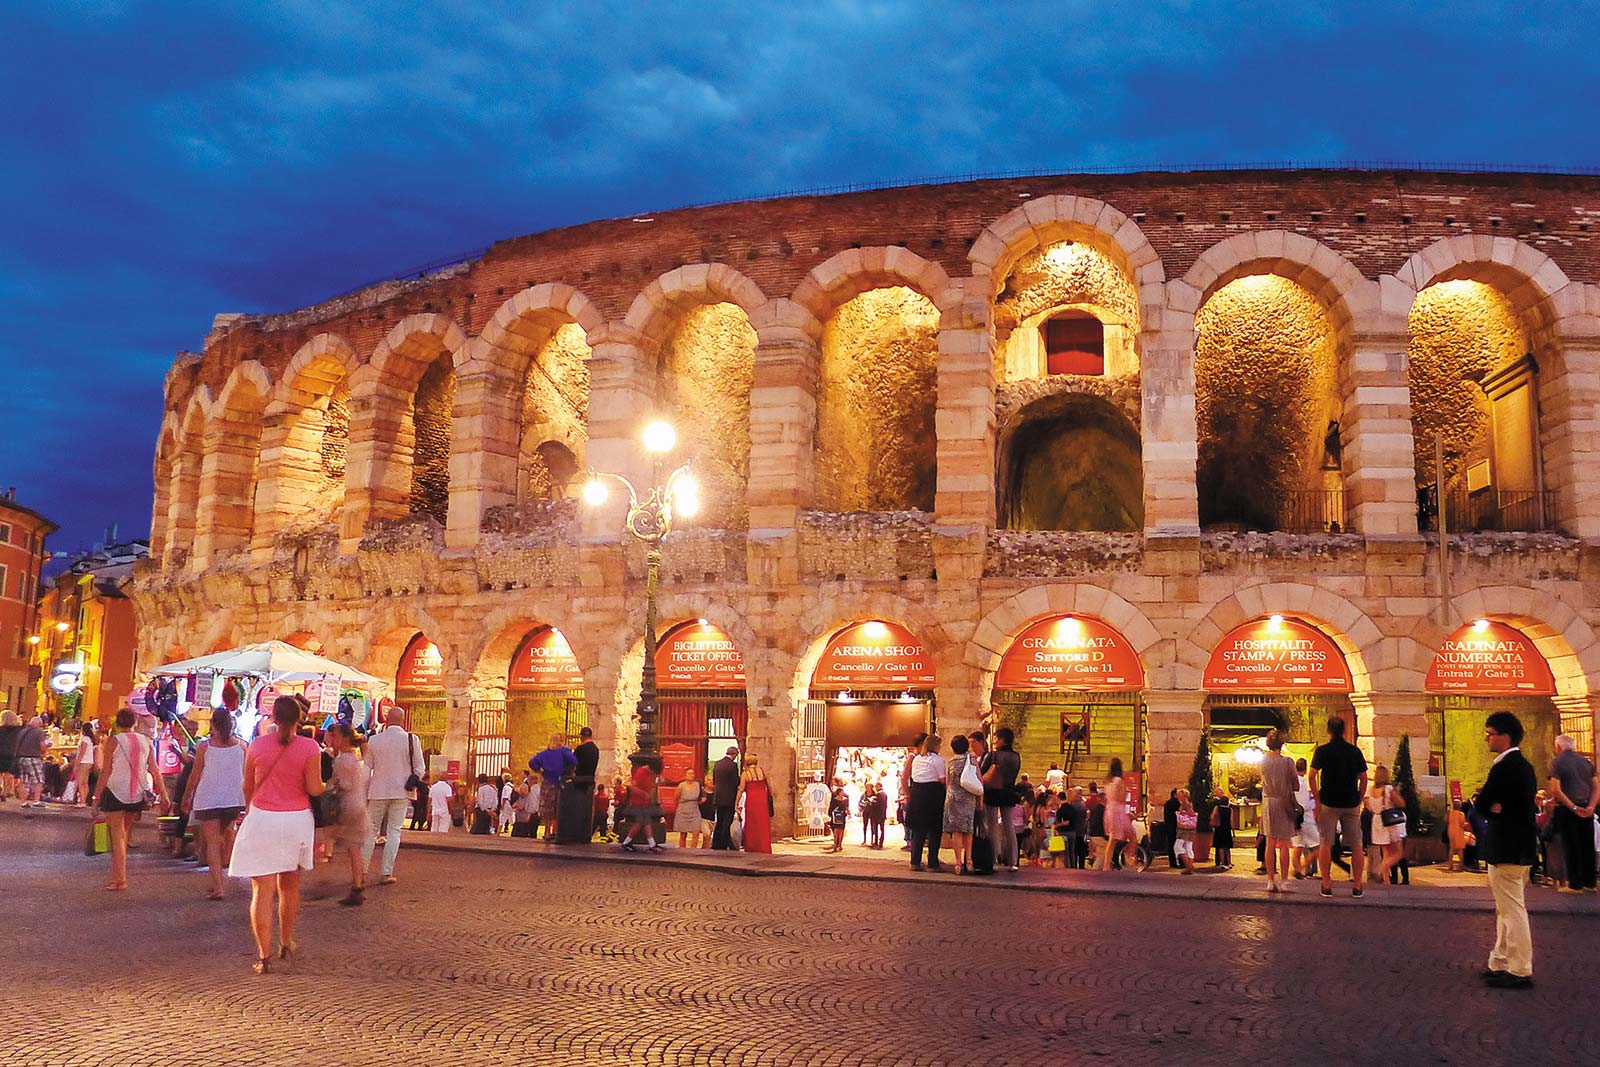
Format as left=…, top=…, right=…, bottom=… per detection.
left=149, top=640, right=383, bottom=687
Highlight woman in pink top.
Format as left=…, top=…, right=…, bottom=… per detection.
left=228, top=696, right=325, bottom=974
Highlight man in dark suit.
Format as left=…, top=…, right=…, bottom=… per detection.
left=1478, top=710, right=1539, bottom=989
left=572, top=727, right=601, bottom=840
left=711, top=746, right=741, bottom=850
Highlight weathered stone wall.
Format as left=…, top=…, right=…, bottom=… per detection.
left=410, top=357, right=454, bottom=523
left=658, top=302, right=756, bottom=529
left=519, top=322, right=590, bottom=501
left=816, top=287, right=939, bottom=512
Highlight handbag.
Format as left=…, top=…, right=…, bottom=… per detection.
left=403, top=732, right=426, bottom=793
left=1380, top=806, right=1408, bottom=828
left=959, top=756, right=984, bottom=798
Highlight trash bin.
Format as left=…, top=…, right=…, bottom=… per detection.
left=555, top=776, right=595, bottom=843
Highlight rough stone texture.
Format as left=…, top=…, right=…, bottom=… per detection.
left=799, top=510, right=934, bottom=581
left=519, top=321, right=590, bottom=501
left=1195, top=275, right=1339, bottom=530
left=817, top=287, right=939, bottom=512
left=1408, top=280, right=1524, bottom=488
left=409, top=356, right=454, bottom=523
left=996, top=240, right=1140, bottom=380
left=658, top=302, right=756, bottom=529
left=985, top=531, right=1144, bottom=577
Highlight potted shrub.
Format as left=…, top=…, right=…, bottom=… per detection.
left=1188, top=731, right=1215, bottom=863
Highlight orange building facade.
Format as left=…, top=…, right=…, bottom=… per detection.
left=0, top=490, right=57, bottom=718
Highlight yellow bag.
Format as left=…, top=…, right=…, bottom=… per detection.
left=1047, top=832, right=1066, bottom=853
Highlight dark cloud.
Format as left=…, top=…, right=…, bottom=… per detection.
left=1, top=0, right=1592, bottom=553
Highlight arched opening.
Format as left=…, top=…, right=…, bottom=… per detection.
left=395, top=633, right=448, bottom=761
left=797, top=620, right=935, bottom=838
left=816, top=288, right=939, bottom=512
left=997, top=394, right=1143, bottom=531
left=164, top=400, right=208, bottom=568
left=1196, top=275, right=1343, bottom=533
left=654, top=620, right=748, bottom=803
left=269, top=356, right=351, bottom=536
left=518, top=322, right=589, bottom=504
left=655, top=303, right=756, bottom=529
left=1202, top=615, right=1355, bottom=823
left=1425, top=619, right=1559, bottom=784
left=994, top=241, right=1140, bottom=384
left=197, top=374, right=269, bottom=564
left=988, top=614, right=1147, bottom=794
left=1408, top=280, right=1548, bottom=532
left=471, top=625, right=586, bottom=780
left=409, top=356, right=455, bottom=525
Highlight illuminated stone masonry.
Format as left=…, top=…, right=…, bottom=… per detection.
left=136, top=168, right=1600, bottom=834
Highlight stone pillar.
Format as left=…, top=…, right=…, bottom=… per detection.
left=577, top=333, right=653, bottom=588
left=1541, top=338, right=1600, bottom=537
left=1351, top=691, right=1430, bottom=770
left=342, top=381, right=414, bottom=552
left=442, top=669, right=474, bottom=768
left=162, top=450, right=201, bottom=570
left=747, top=303, right=820, bottom=588
left=933, top=277, right=996, bottom=528
left=1140, top=312, right=1201, bottom=534
left=1144, top=689, right=1205, bottom=802
left=191, top=419, right=260, bottom=570
left=447, top=354, right=522, bottom=551
left=1343, top=333, right=1421, bottom=536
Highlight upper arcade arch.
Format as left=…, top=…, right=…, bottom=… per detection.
left=162, top=385, right=213, bottom=569
left=193, top=360, right=271, bottom=567
left=969, top=195, right=1164, bottom=304
left=1178, top=583, right=1382, bottom=694
left=254, top=334, right=359, bottom=551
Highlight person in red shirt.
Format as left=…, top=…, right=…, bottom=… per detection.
left=620, top=760, right=662, bottom=853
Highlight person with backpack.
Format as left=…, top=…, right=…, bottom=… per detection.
left=361, top=706, right=425, bottom=886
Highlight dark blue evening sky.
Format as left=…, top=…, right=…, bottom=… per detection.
left=2, top=1, right=1595, bottom=556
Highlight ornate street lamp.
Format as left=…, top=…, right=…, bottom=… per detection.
left=580, top=419, right=699, bottom=773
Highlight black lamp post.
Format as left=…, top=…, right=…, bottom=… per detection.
left=581, top=420, right=698, bottom=773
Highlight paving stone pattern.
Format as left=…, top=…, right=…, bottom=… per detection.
left=2, top=819, right=1595, bottom=1066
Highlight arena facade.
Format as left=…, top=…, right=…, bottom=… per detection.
left=133, top=167, right=1600, bottom=831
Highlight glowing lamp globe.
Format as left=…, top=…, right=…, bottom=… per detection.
left=642, top=420, right=677, bottom=454
left=581, top=479, right=608, bottom=507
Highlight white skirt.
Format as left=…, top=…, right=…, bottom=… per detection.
left=229, top=807, right=315, bottom=878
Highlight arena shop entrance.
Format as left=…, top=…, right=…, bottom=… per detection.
left=987, top=614, right=1148, bottom=799
left=796, top=621, right=935, bottom=840
left=654, top=621, right=748, bottom=798
left=1424, top=620, right=1562, bottom=793
left=394, top=633, right=449, bottom=762
left=469, top=625, right=587, bottom=781
left=1202, top=615, right=1355, bottom=833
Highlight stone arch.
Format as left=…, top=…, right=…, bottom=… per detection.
left=967, top=584, right=1163, bottom=681
left=1448, top=585, right=1600, bottom=699
left=624, top=266, right=764, bottom=529
left=969, top=195, right=1165, bottom=313
left=256, top=334, right=359, bottom=548
left=783, top=593, right=956, bottom=705
left=791, top=247, right=956, bottom=329
left=1179, top=583, right=1383, bottom=693
left=280, top=630, right=325, bottom=655
left=163, top=386, right=213, bottom=569
left=359, top=604, right=452, bottom=686
left=347, top=314, right=468, bottom=534
left=194, top=361, right=271, bottom=566
left=466, top=600, right=599, bottom=697
left=996, top=391, right=1143, bottom=531
left=149, top=414, right=180, bottom=558
left=1396, top=235, right=1570, bottom=345
left=451, top=286, right=599, bottom=539
left=1186, top=242, right=1359, bottom=533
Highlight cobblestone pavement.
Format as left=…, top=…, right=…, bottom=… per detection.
left=4, top=817, right=1596, bottom=1066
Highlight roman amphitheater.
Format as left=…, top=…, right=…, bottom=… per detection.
left=133, top=167, right=1600, bottom=831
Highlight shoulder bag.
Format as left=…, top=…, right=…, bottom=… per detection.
left=1379, top=787, right=1408, bottom=827
left=960, top=756, right=984, bottom=797
left=403, top=731, right=426, bottom=792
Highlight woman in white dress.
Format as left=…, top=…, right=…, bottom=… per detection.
left=1364, top=763, right=1407, bottom=889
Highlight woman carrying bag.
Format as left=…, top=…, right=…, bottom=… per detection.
left=94, top=708, right=172, bottom=891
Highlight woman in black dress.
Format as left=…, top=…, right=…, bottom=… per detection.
left=1211, top=792, right=1235, bottom=869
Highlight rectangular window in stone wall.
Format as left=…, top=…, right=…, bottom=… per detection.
left=1044, top=314, right=1105, bottom=376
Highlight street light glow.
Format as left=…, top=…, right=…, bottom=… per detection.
left=673, top=474, right=700, bottom=517
left=581, top=479, right=608, bottom=507
left=55, top=621, right=69, bottom=633
left=642, top=420, right=677, bottom=454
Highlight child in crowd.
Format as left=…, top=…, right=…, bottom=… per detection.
left=1211, top=792, right=1235, bottom=869
left=1174, top=789, right=1198, bottom=875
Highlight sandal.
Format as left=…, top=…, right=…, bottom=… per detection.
left=251, top=957, right=270, bottom=975
left=104, top=882, right=128, bottom=892
left=278, top=940, right=300, bottom=961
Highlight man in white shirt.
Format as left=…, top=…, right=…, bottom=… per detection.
left=363, top=708, right=425, bottom=885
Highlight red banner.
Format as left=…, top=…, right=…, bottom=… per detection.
left=660, top=742, right=697, bottom=788
left=396, top=635, right=445, bottom=690
left=509, top=627, right=584, bottom=689
left=994, top=614, right=1145, bottom=691
left=1203, top=617, right=1351, bottom=692
left=1425, top=621, right=1556, bottom=695
left=656, top=623, right=745, bottom=689
left=812, top=621, right=935, bottom=690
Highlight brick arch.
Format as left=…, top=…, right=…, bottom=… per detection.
left=1180, top=231, right=1373, bottom=335
left=359, top=606, right=453, bottom=686
left=466, top=601, right=597, bottom=695
left=471, top=283, right=605, bottom=374
left=625, top=263, right=768, bottom=358
left=968, top=195, right=1165, bottom=304
left=1178, top=583, right=1383, bottom=693
left=790, top=246, right=956, bottom=328
left=361, top=313, right=468, bottom=395
left=161, top=386, right=213, bottom=569
left=1397, top=234, right=1570, bottom=311
left=1448, top=585, right=1600, bottom=698
left=267, top=333, right=358, bottom=415
left=149, top=414, right=181, bottom=557
left=194, top=361, right=272, bottom=566
left=214, top=360, right=272, bottom=417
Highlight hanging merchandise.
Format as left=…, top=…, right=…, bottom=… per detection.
left=222, top=677, right=242, bottom=710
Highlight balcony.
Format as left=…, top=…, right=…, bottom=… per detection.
left=1417, top=487, right=1558, bottom=534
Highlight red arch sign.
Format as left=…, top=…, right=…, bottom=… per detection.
left=1425, top=621, right=1555, bottom=696
left=396, top=634, right=444, bottom=690
left=656, top=622, right=746, bottom=689
left=509, top=627, right=584, bottom=689
left=813, top=621, right=935, bottom=689
left=1203, top=618, right=1351, bottom=692
left=995, top=615, right=1145, bottom=690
